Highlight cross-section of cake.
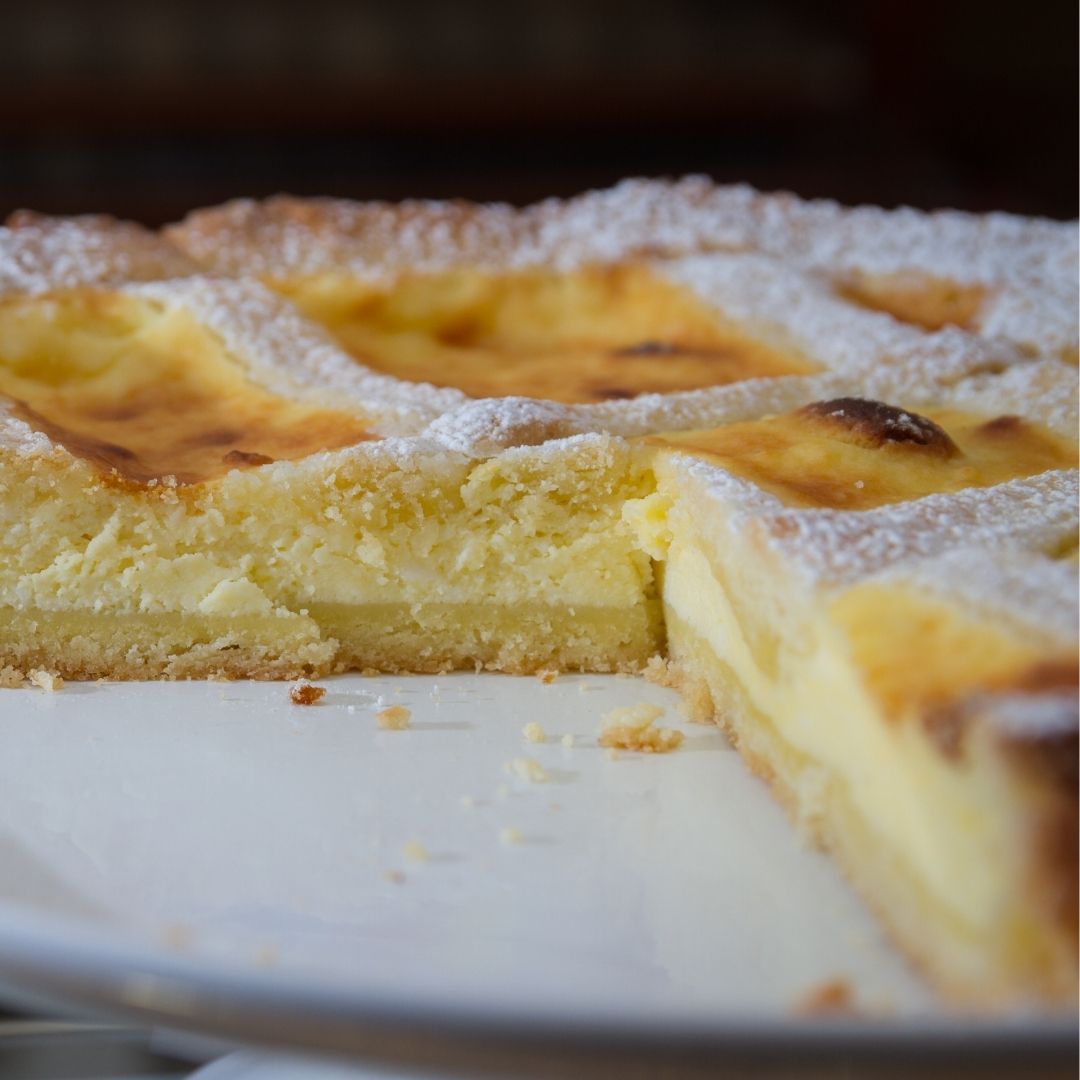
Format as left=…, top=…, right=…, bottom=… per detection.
left=1, top=181, right=1076, bottom=1006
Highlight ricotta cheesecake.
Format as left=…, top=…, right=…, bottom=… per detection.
left=1, top=181, right=1077, bottom=1006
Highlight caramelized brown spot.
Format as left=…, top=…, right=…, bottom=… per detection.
left=921, top=700, right=974, bottom=762
left=589, top=386, right=636, bottom=400
left=1006, top=657, right=1080, bottom=695
left=799, top=397, right=960, bottom=457
left=0, top=291, right=376, bottom=485
left=923, top=658, right=1078, bottom=762
left=289, top=681, right=326, bottom=706
left=193, top=427, right=243, bottom=447
left=222, top=449, right=276, bottom=468
left=649, top=405, right=1074, bottom=511
left=613, top=340, right=683, bottom=357
left=977, top=414, right=1024, bottom=437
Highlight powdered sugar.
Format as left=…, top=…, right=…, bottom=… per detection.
left=168, top=177, right=1078, bottom=358
left=0, top=212, right=197, bottom=294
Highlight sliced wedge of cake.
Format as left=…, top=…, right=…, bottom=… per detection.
left=635, top=396, right=1077, bottom=1004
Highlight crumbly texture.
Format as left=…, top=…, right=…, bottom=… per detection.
left=376, top=704, right=411, bottom=730
left=599, top=703, right=685, bottom=754
left=401, top=840, right=429, bottom=863
left=289, top=680, right=326, bottom=706
left=27, top=669, right=63, bottom=691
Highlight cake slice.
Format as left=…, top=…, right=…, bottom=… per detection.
left=634, top=396, right=1078, bottom=1004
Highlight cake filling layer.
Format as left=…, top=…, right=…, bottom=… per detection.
left=0, top=290, right=373, bottom=484
left=657, top=529, right=1028, bottom=943
left=647, top=400, right=1077, bottom=509
left=273, top=266, right=817, bottom=403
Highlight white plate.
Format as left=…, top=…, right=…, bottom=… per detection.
left=0, top=674, right=1072, bottom=1073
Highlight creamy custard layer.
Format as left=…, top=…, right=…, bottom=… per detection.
left=273, top=266, right=817, bottom=403
left=656, top=523, right=1031, bottom=944
left=0, top=291, right=372, bottom=484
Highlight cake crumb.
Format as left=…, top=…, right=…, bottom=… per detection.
left=549, top=802, right=562, bottom=812
left=402, top=840, right=429, bottom=863
left=377, top=704, right=412, bottom=730
left=289, top=680, right=325, bottom=706
left=498, top=826, right=523, bottom=845
left=507, top=756, right=550, bottom=784
left=28, top=669, right=64, bottom=692
left=642, top=654, right=675, bottom=686
left=459, top=794, right=477, bottom=809
left=606, top=748, right=621, bottom=761
left=0, top=666, right=25, bottom=689
left=536, top=669, right=558, bottom=684
left=383, top=869, right=407, bottom=884
left=560, top=733, right=575, bottom=748
left=599, top=703, right=684, bottom=753
left=522, top=721, right=547, bottom=744
left=793, top=977, right=858, bottom=1017
left=495, top=784, right=510, bottom=799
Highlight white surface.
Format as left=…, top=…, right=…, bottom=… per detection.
left=0, top=671, right=936, bottom=1033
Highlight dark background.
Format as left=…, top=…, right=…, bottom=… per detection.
left=0, top=0, right=1076, bottom=225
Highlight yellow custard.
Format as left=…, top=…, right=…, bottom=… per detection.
left=273, top=265, right=817, bottom=403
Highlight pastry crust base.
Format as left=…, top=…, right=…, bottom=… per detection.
left=0, top=602, right=662, bottom=681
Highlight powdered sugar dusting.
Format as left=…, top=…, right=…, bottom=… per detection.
left=168, top=177, right=1078, bottom=358
left=129, top=277, right=459, bottom=435
left=0, top=213, right=198, bottom=294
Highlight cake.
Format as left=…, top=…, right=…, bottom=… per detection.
left=1, top=180, right=1076, bottom=1005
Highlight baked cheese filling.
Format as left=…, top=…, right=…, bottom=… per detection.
left=271, top=266, right=818, bottom=403
left=628, top=400, right=1078, bottom=990
left=646, top=397, right=1078, bottom=509
left=0, top=290, right=373, bottom=485
left=655, top=530, right=1061, bottom=951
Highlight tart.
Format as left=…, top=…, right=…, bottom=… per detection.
left=1, top=181, right=1077, bottom=1005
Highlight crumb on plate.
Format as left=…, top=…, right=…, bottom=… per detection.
left=793, top=977, right=858, bottom=1017
left=522, top=721, right=547, bottom=743
left=289, top=680, right=326, bottom=706
left=599, top=703, right=684, bottom=753
left=498, top=826, right=523, bottom=845
left=402, top=839, right=429, bottom=863
left=377, top=704, right=412, bottom=730
left=29, top=669, right=64, bottom=691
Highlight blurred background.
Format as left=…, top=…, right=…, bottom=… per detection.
left=0, top=0, right=1076, bottom=224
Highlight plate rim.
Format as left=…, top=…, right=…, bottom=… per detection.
left=0, top=901, right=1075, bottom=1073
